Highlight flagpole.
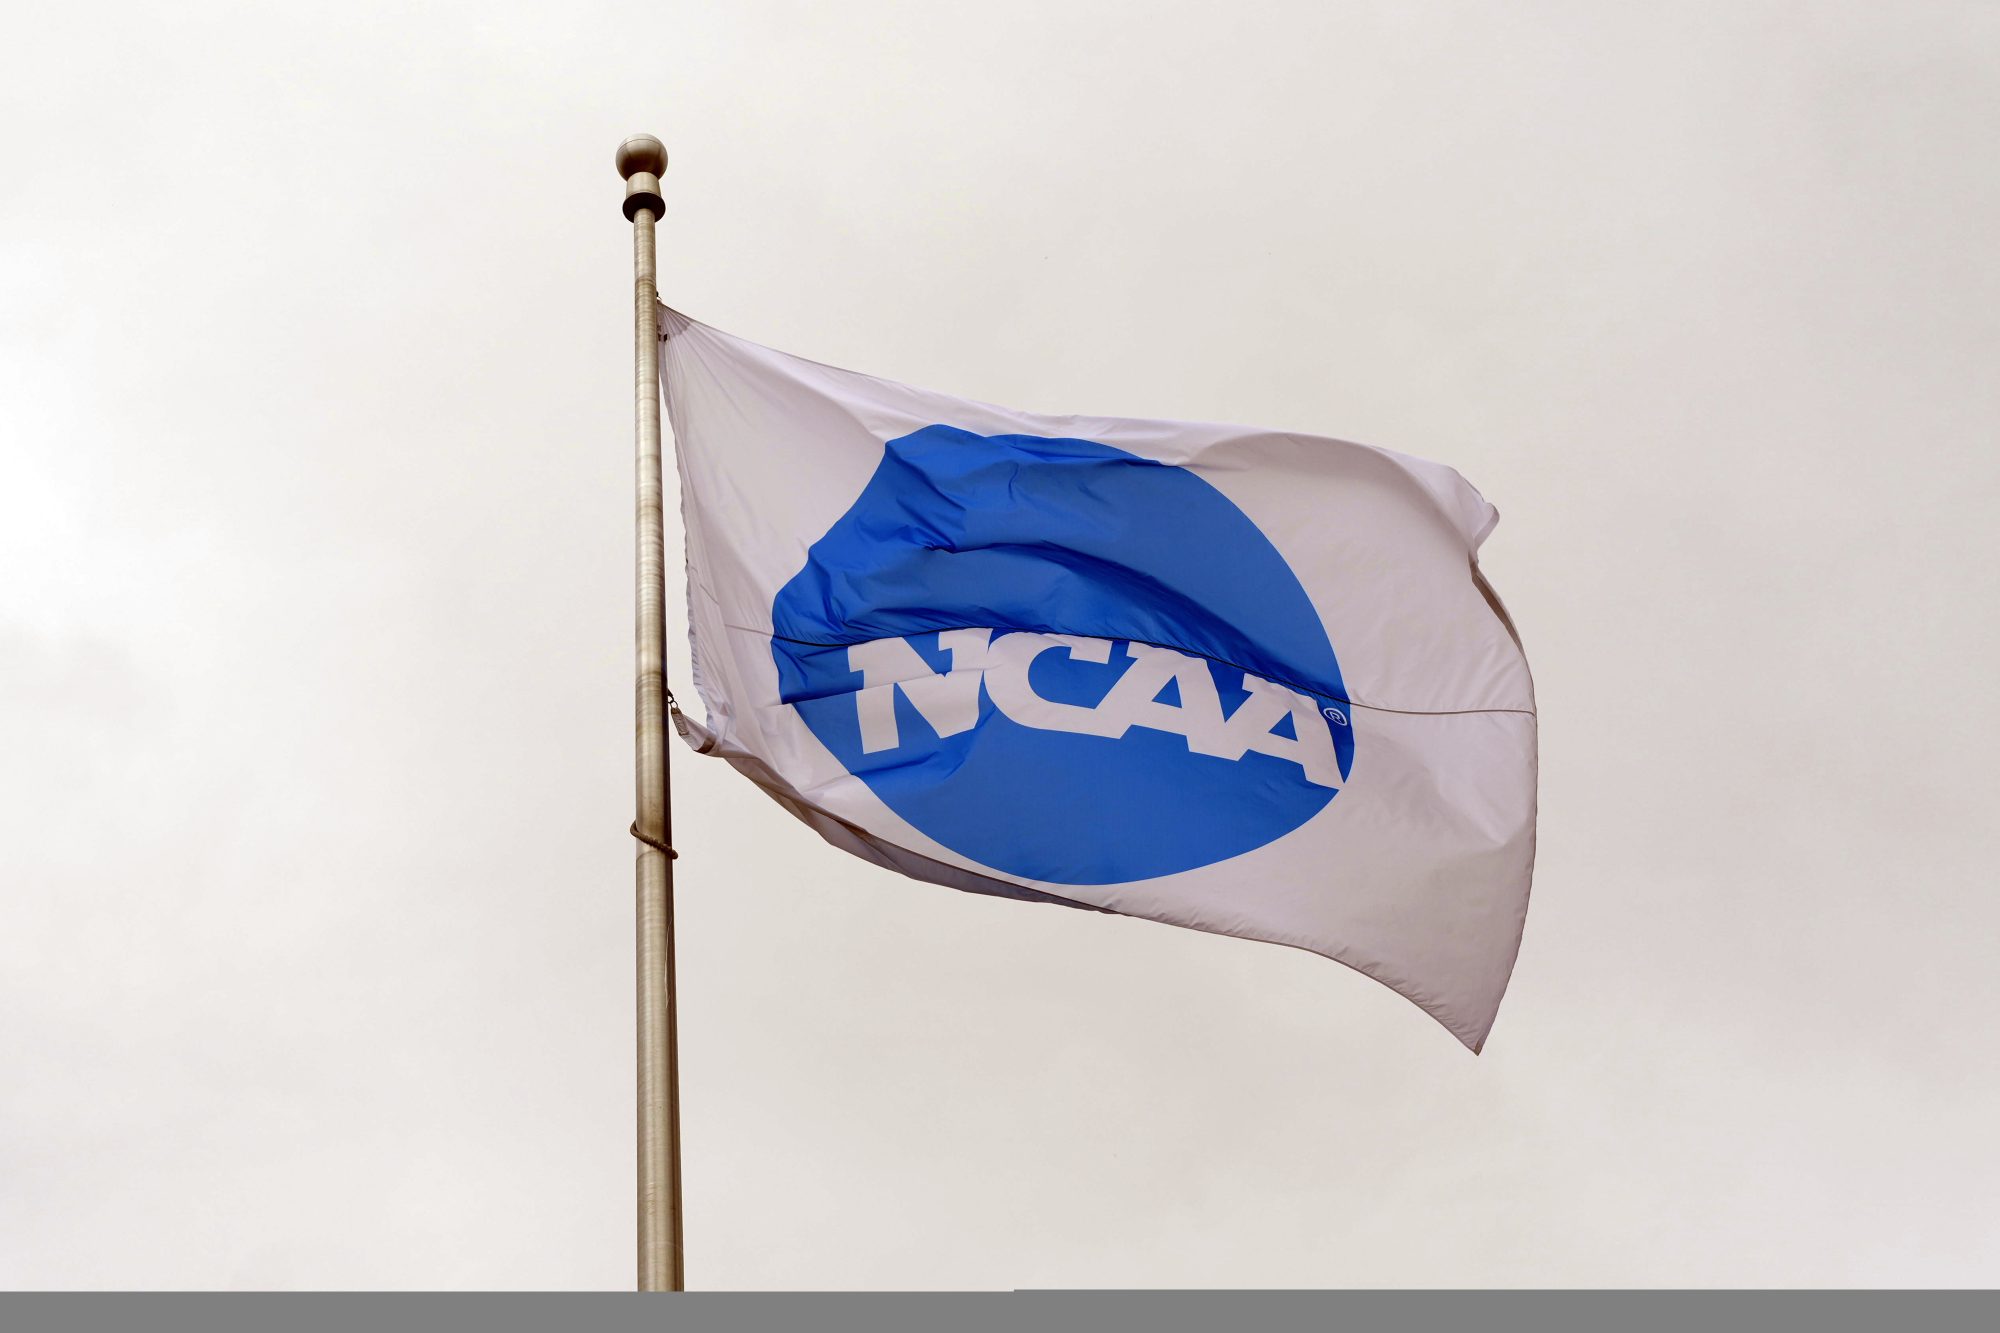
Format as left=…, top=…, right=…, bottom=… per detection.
left=618, top=133, right=683, bottom=1293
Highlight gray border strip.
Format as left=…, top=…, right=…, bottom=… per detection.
left=0, top=1291, right=1995, bottom=1333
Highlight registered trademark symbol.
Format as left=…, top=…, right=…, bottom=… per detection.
left=1322, top=706, right=1349, bottom=727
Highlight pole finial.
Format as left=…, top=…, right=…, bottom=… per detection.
left=616, top=135, right=668, bottom=179
left=617, top=134, right=668, bottom=221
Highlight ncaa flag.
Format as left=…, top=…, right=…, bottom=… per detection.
left=659, top=308, right=1537, bottom=1050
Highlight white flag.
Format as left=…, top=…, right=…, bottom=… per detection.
left=660, top=308, right=1537, bottom=1050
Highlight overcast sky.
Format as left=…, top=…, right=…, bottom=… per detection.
left=4, top=0, right=1997, bottom=1291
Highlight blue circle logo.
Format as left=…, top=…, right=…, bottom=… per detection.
left=771, top=426, right=1354, bottom=885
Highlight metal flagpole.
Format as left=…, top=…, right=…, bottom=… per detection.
left=617, top=133, right=683, bottom=1292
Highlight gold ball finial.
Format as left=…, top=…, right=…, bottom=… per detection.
left=616, top=135, right=668, bottom=180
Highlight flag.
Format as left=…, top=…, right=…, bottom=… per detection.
left=659, top=308, right=1537, bottom=1050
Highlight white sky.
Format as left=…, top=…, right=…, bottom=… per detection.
left=4, top=0, right=1997, bottom=1291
